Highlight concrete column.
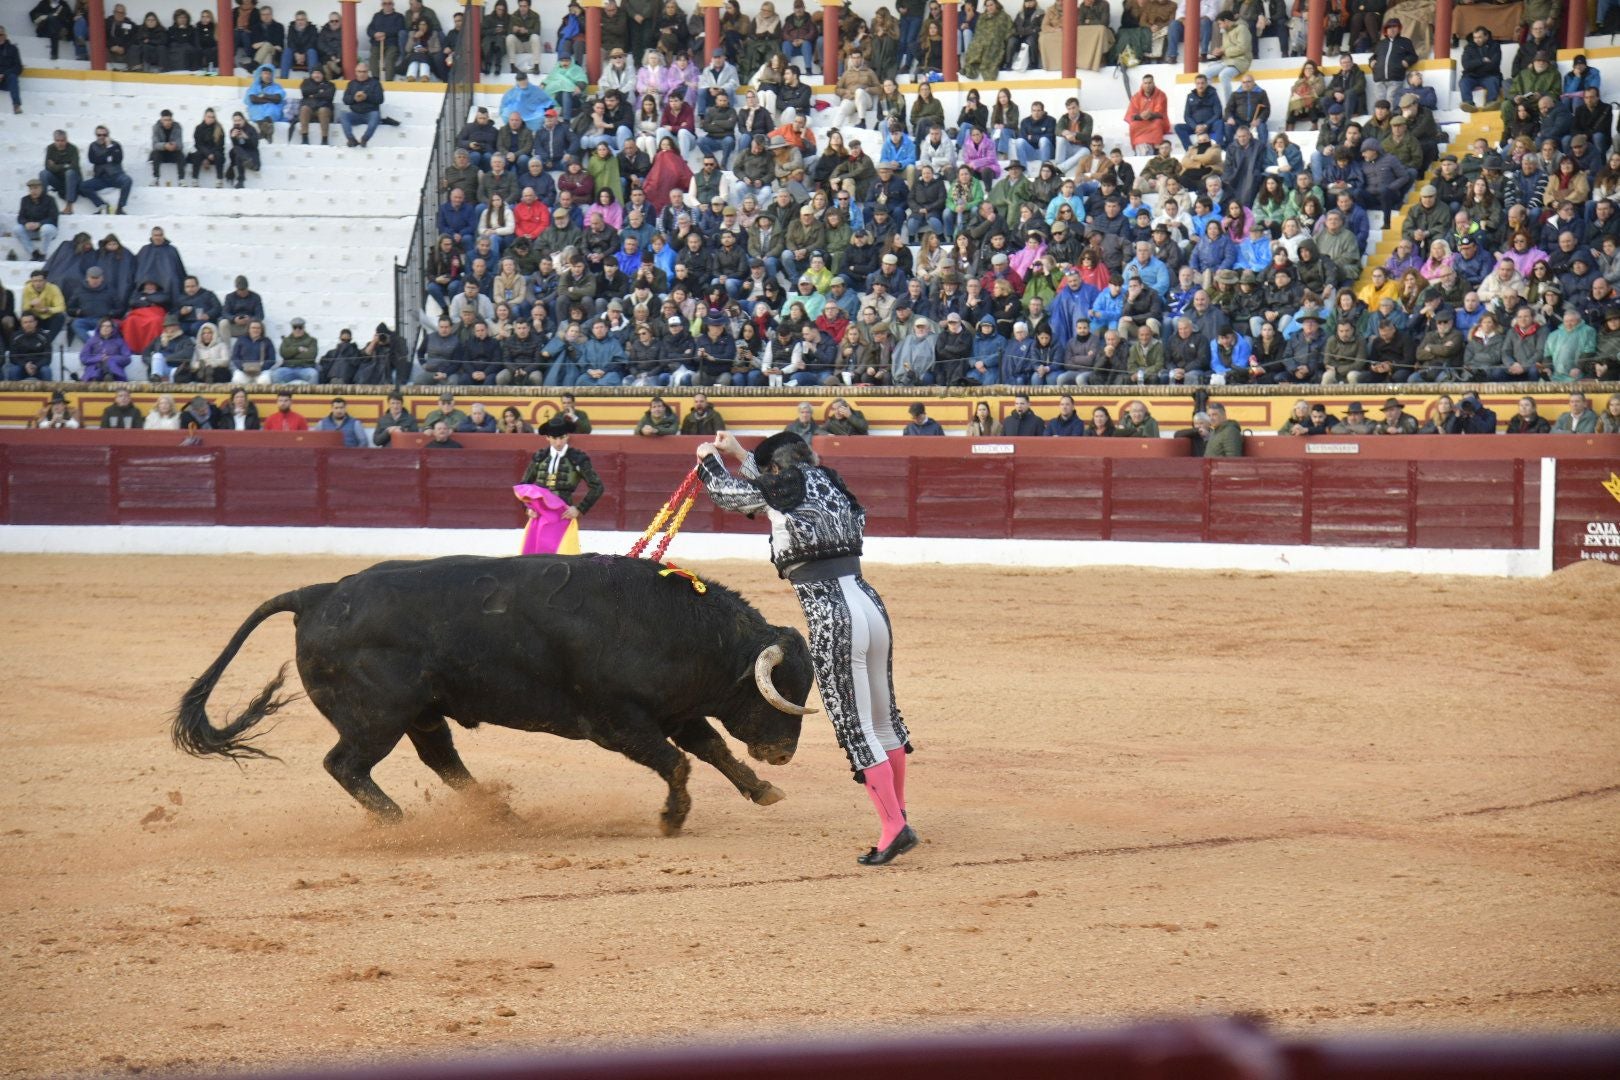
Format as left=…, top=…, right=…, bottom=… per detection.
left=1434, top=0, right=1453, bottom=59
left=88, top=0, right=108, bottom=70
left=1182, top=0, right=1198, bottom=74
left=703, top=0, right=722, bottom=62
left=1306, top=0, right=1326, bottom=65
left=1565, top=0, right=1588, bottom=49
left=822, top=0, right=841, bottom=82
left=941, top=0, right=958, bottom=82
left=583, top=0, right=602, bottom=82
left=1061, top=0, right=1076, bottom=79
left=340, top=0, right=359, bottom=80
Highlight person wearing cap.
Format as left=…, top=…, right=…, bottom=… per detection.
left=1369, top=17, right=1416, bottom=110
left=517, top=412, right=603, bottom=540
left=884, top=316, right=933, bottom=387
left=696, top=49, right=738, bottom=114
left=10, top=177, right=58, bottom=262
left=270, top=318, right=319, bottom=384
left=1355, top=139, right=1413, bottom=231
left=1329, top=400, right=1379, bottom=435
left=1407, top=306, right=1465, bottom=382
left=1504, top=50, right=1559, bottom=128
left=1380, top=396, right=1427, bottom=436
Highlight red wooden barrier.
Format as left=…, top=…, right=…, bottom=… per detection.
left=2, top=432, right=1613, bottom=557
left=204, top=1022, right=1620, bottom=1080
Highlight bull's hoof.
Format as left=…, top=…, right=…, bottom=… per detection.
left=753, top=784, right=787, bottom=806
left=658, top=815, right=686, bottom=837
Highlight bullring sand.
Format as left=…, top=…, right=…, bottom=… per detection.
left=1, top=554, right=1616, bottom=1076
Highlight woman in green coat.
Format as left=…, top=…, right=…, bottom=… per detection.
left=584, top=141, right=622, bottom=203
left=959, top=0, right=1011, bottom=80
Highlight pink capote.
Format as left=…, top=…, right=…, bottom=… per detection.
left=513, top=484, right=578, bottom=555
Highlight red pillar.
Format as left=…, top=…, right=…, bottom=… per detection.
left=583, top=0, right=602, bottom=82
left=1182, top=0, right=1198, bottom=74
left=1306, top=0, right=1325, bottom=64
left=1060, top=0, right=1076, bottom=79
left=941, top=0, right=959, bottom=82
left=702, top=0, right=721, bottom=61
left=214, top=0, right=232, bottom=74
left=468, top=1, right=483, bottom=79
left=339, top=0, right=359, bottom=80
left=1566, top=0, right=1588, bottom=49
left=1433, top=0, right=1454, bottom=59
left=822, top=0, right=840, bottom=82
left=87, top=0, right=107, bottom=70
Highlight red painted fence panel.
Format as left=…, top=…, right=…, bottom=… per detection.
left=1307, top=461, right=1413, bottom=548
left=6, top=445, right=116, bottom=525
left=4, top=433, right=1614, bottom=559
left=1109, top=459, right=1206, bottom=542
left=1208, top=460, right=1308, bottom=545
left=1010, top=458, right=1107, bottom=540
left=114, top=448, right=219, bottom=525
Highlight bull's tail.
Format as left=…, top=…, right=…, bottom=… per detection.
left=171, top=584, right=333, bottom=762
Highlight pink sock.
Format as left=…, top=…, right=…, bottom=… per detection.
left=862, top=760, right=907, bottom=849
left=885, top=747, right=908, bottom=812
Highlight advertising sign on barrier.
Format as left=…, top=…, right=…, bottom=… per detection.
left=1553, top=463, right=1620, bottom=569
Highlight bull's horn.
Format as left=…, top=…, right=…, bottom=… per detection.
left=754, top=644, right=818, bottom=716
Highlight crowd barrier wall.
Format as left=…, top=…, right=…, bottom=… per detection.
left=2, top=388, right=1615, bottom=436
left=187, top=1021, right=1620, bottom=1080
left=4, top=432, right=1616, bottom=571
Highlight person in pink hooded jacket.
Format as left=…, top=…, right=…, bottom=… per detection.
left=961, top=125, right=1001, bottom=181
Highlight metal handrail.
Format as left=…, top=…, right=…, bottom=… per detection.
left=393, top=2, right=478, bottom=368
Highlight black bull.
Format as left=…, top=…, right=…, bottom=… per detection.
left=172, top=555, right=816, bottom=834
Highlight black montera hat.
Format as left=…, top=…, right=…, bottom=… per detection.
left=752, top=430, right=808, bottom=472
left=542, top=415, right=574, bottom=437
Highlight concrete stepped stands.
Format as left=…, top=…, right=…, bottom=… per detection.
left=0, top=44, right=444, bottom=358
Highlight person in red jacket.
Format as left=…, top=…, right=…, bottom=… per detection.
left=261, top=390, right=310, bottom=430
left=1127, top=74, right=1172, bottom=153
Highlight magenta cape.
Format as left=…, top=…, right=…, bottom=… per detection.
left=513, top=484, right=579, bottom=555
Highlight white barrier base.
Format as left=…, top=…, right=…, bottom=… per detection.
left=0, top=525, right=1551, bottom=578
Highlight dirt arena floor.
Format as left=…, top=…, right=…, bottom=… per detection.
left=1, top=553, right=1617, bottom=1076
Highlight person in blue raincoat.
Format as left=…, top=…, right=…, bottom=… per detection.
left=499, top=71, right=554, bottom=129
left=242, top=65, right=287, bottom=143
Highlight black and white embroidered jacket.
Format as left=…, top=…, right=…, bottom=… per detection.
left=699, top=455, right=864, bottom=579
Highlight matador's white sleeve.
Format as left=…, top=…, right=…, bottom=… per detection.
left=698, top=455, right=769, bottom=515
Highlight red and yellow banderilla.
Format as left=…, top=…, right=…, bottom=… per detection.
left=626, top=467, right=703, bottom=568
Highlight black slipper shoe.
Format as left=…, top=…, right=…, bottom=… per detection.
left=857, top=825, right=918, bottom=866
